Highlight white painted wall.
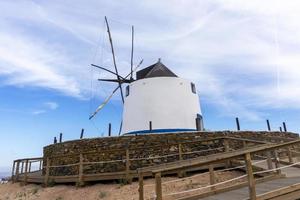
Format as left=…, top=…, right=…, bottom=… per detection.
left=121, top=77, right=202, bottom=134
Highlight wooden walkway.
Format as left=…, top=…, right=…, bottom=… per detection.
left=12, top=136, right=300, bottom=200
left=200, top=177, right=300, bottom=200
left=138, top=139, right=300, bottom=200
left=197, top=160, right=300, bottom=200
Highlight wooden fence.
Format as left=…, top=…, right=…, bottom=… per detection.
left=137, top=138, right=300, bottom=200
left=11, top=136, right=275, bottom=186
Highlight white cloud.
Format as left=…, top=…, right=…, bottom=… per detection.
left=32, top=110, right=46, bottom=115
left=0, top=32, right=82, bottom=97
left=1, top=0, right=300, bottom=121
left=44, top=102, right=59, bottom=110
left=31, top=101, right=59, bottom=115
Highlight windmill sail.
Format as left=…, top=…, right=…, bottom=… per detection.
left=89, top=87, right=119, bottom=120
left=104, top=16, right=125, bottom=103
left=89, top=59, right=143, bottom=120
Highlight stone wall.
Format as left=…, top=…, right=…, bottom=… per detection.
left=43, top=131, right=298, bottom=176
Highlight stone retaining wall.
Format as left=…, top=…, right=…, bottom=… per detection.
left=43, top=131, right=298, bottom=176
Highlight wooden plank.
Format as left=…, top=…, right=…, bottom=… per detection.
left=29, top=161, right=32, bottom=173
left=15, top=161, right=20, bottom=182
left=266, top=151, right=273, bottom=170
left=209, top=165, right=216, bottom=191
left=21, top=161, right=24, bottom=174
left=225, top=137, right=269, bottom=145
left=256, top=182, right=300, bottom=200
left=138, top=171, right=144, bottom=200
left=14, top=157, right=43, bottom=162
left=78, top=154, right=84, bottom=186
left=48, top=137, right=226, bottom=159
left=245, top=153, right=256, bottom=200
left=44, top=158, right=50, bottom=186
left=39, top=160, right=42, bottom=170
left=273, top=151, right=281, bottom=175
left=179, top=143, right=183, bottom=161
left=224, top=139, right=231, bottom=168
left=178, top=143, right=186, bottom=178
left=24, top=159, right=29, bottom=184
left=125, top=149, right=132, bottom=183
left=155, top=172, right=162, bottom=200
left=177, top=175, right=283, bottom=200
left=150, top=139, right=300, bottom=174
left=270, top=189, right=300, bottom=200
left=286, top=147, right=293, bottom=163
left=11, top=161, right=15, bottom=182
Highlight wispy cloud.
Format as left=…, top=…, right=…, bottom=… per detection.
left=32, top=110, right=46, bottom=115
left=1, top=0, right=300, bottom=121
left=44, top=102, right=59, bottom=110
left=32, top=101, right=59, bottom=115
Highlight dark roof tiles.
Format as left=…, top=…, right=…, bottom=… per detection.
left=136, top=61, right=177, bottom=80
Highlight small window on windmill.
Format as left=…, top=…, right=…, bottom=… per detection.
left=126, top=85, right=130, bottom=97
left=191, top=83, right=196, bottom=94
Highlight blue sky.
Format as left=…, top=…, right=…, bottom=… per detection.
left=1, top=0, right=300, bottom=172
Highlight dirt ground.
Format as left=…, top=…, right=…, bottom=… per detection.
left=0, top=171, right=245, bottom=200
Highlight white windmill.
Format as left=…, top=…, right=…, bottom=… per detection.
left=90, top=17, right=204, bottom=135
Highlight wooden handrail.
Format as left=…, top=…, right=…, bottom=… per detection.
left=12, top=136, right=277, bottom=176
left=225, top=137, right=269, bottom=144
left=13, top=157, right=43, bottom=162
left=47, top=137, right=227, bottom=159
left=144, top=140, right=300, bottom=200
left=149, top=139, right=300, bottom=174
left=45, top=136, right=269, bottom=160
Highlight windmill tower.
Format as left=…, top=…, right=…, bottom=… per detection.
left=90, top=17, right=204, bottom=135
left=122, top=59, right=203, bottom=134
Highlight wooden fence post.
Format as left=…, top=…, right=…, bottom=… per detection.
left=209, top=165, right=216, bottom=191
left=149, top=121, right=152, bottom=131
left=11, top=161, right=16, bottom=182
left=224, top=139, right=230, bottom=168
left=178, top=143, right=183, bottom=161
left=78, top=154, right=84, bottom=186
left=29, top=161, right=32, bottom=173
left=108, top=123, right=112, bottom=137
left=287, top=147, right=293, bottom=164
left=266, top=151, right=273, bottom=170
left=125, top=149, right=132, bottom=183
left=243, top=140, right=247, bottom=148
left=21, top=161, right=24, bottom=174
left=59, top=133, right=63, bottom=143
left=24, top=159, right=29, bottom=184
left=266, top=119, right=271, bottom=131
left=274, top=151, right=281, bottom=175
left=245, top=153, right=256, bottom=200
left=138, top=171, right=144, bottom=200
left=178, top=143, right=185, bottom=178
left=283, top=122, right=287, bottom=132
left=236, top=117, right=241, bottom=131
left=155, top=172, right=162, bottom=200
left=44, top=158, right=50, bottom=186
left=224, top=139, right=230, bottom=152
left=39, top=160, right=42, bottom=170
left=80, top=128, right=84, bottom=139
left=15, top=161, right=20, bottom=182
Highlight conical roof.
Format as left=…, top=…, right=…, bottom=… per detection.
left=136, top=59, right=177, bottom=80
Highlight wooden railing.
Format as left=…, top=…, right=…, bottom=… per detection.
left=137, top=139, right=300, bottom=200
left=12, top=157, right=43, bottom=184
left=11, top=136, right=277, bottom=186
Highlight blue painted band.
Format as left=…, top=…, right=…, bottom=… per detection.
left=124, top=128, right=196, bottom=135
